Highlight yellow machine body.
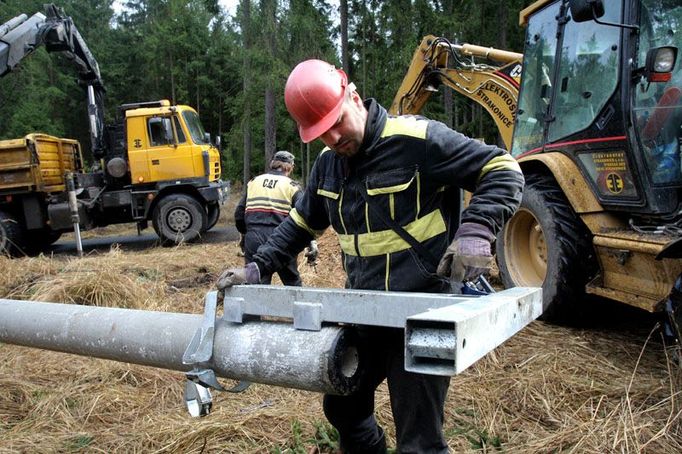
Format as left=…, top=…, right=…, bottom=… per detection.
left=125, top=102, right=221, bottom=185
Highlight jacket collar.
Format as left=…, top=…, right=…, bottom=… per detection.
left=358, top=98, right=387, bottom=155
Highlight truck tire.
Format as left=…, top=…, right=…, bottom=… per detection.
left=0, top=210, right=26, bottom=257
left=152, top=194, right=207, bottom=245
left=205, top=202, right=220, bottom=232
left=496, top=173, right=596, bottom=322
left=24, top=229, right=62, bottom=254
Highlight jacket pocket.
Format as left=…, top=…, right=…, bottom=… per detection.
left=365, top=166, right=419, bottom=225
left=317, top=177, right=342, bottom=200
left=365, top=166, right=417, bottom=196
left=317, top=177, right=344, bottom=232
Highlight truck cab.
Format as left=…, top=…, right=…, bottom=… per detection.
left=122, top=101, right=221, bottom=186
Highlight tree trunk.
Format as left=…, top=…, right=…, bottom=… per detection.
left=264, top=87, right=276, bottom=169
left=497, top=3, right=508, bottom=49
left=340, top=0, right=349, bottom=72
left=306, top=142, right=311, bottom=187
left=263, top=0, right=277, bottom=170
left=241, top=0, right=252, bottom=185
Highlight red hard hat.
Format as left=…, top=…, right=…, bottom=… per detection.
left=285, top=59, right=348, bottom=143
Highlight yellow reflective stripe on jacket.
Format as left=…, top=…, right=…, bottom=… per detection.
left=317, top=189, right=340, bottom=199
left=384, top=253, right=390, bottom=290
left=245, top=198, right=292, bottom=211
left=380, top=116, right=428, bottom=139
left=289, top=208, right=324, bottom=237
left=415, top=172, right=421, bottom=219
left=477, top=154, right=521, bottom=183
left=338, top=188, right=348, bottom=234
left=366, top=176, right=415, bottom=195
left=337, top=210, right=446, bottom=257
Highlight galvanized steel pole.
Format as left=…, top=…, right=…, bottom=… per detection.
left=0, top=299, right=362, bottom=395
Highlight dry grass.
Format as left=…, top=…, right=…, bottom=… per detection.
left=0, top=193, right=680, bottom=453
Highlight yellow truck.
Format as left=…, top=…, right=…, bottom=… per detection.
left=0, top=6, right=226, bottom=255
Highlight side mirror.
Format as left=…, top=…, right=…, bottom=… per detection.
left=204, top=132, right=211, bottom=144
left=569, top=0, right=605, bottom=23
left=645, top=46, right=678, bottom=83
left=163, top=118, right=174, bottom=143
left=215, top=135, right=222, bottom=151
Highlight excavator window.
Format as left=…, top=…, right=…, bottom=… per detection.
left=549, top=2, right=622, bottom=143
left=512, top=3, right=559, bottom=156
left=633, top=0, right=682, bottom=185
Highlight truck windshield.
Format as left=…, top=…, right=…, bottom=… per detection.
left=182, top=110, right=209, bottom=145
left=633, top=0, right=682, bottom=185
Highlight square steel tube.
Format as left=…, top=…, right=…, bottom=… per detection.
left=405, top=287, right=542, bottom=375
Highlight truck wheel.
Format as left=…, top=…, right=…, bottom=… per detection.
left=496, top=173, right=596, bottom=322
left=152, top=194, right=207, bottom=245
left=0, top=210, right=25, bottom=257
left=205, top=203, right=220, bottom=231
left=24, top=229, right=62, bottom=254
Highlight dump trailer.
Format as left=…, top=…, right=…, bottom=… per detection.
left=390, top=0, right=682, bottom=340
left=0, top=5, right=227, bottom=255
left=0, top=285, right=542, bottom=417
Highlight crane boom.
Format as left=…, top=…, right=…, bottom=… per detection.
left=0, top=4, right=105, bottom=157
left=390, top=35, right=523, bottom=149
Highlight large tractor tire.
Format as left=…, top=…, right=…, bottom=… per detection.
left=152, top=194, right=207, bottom=245
left=0, top=210, right=26, bottom=257
left=496, top=173, right=596, bottom=322
left=204, top=202, right=220, bottom=232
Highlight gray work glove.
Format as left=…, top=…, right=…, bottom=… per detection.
left=216, top=262, right=260, bottom=290
left=437, top=223, right=494, bottom=282
left=304, top=240, right=319, bottom=266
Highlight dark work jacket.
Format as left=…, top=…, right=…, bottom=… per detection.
left=252, top=99, right=524, bottom=292
left=234, top=170, right=302, bottom=234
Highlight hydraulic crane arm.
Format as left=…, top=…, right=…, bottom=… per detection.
left=0, top=4, right=106, bottom=157
left=390, top=35, right=523, bottom=149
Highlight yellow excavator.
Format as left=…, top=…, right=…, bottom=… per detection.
left=391, top=0, right=682, bottom=338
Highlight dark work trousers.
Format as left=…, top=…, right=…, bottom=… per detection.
left=244, top=228, right=302, bottom=286
left=323, top=327, right=450, bottom=454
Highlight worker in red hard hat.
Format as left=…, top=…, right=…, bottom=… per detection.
left=218, top=59, right=524, bottom=453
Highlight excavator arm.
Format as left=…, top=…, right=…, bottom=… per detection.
left=390, top=35, right=523, bottom=149
left=0, top=4, right=106, bottom=158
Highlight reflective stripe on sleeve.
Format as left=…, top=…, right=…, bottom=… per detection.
left=289, top=208, right=324, bottom=237
left=477, top=154, right=522, bottom=183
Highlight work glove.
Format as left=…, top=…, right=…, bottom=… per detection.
left=216, top=262, right=260, bottom=290
left=304, top=240, right=319, bottom=266
left=437, top=223, right=494, bottom=282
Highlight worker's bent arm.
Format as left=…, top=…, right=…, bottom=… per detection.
left=424, top=121, right=524, bottom=235
left=252, top=156, right=331, bottom=275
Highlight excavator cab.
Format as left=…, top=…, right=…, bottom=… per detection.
left=513, top=0, right=681, bottom=212
left=495, top=0, right=682, bottom=325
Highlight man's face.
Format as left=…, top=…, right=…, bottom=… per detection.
left=318, top=92, right=367, bottom=158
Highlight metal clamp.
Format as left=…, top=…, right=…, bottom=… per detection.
left=182, top=291, right=251, bottom=417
